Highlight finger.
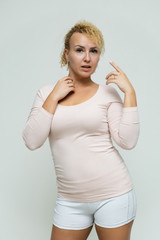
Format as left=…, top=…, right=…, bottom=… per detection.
left=106, top=78, right=117, bottom=85
left=64, top=77, right=73, bottom=81
left=65, top=76, right=73, bottom=80
left=66, top=81, right=74, bottom=86
left=105, top=72, right=119, bottom=79
left=109, top=61, right=122, bottom=72
left=63, top=76, right=71, bottom=79
left=67, top=83, right=75, bottom=87
left=66, top=80, right=75, bottom=87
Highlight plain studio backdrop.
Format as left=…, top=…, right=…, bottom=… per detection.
left=0, top=0, right=159, bottom=239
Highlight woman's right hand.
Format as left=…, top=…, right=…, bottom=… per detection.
left=52, top=76, right=75, bottom=102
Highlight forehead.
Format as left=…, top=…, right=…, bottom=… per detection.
left=69, top=32, right=97, bottom=47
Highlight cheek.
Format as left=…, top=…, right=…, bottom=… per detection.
left=93, top=57, right=100, bottom=66
left=69, top=54, right=83, bottom=64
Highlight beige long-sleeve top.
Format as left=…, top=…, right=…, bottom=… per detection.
left=22, top=83, right=140, bottom=202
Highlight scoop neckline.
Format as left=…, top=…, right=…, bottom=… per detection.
left=58, top=84, right=101, bottom=107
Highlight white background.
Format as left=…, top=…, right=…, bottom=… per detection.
left=1, top=0, right=160, bottom=239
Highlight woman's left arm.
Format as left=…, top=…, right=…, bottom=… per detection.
left=123, top=89, right=137, bottom=107
left=106, top=61, right=140, bottom=150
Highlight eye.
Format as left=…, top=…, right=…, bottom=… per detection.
left=76, top=48, right=83, bottom=52
left=91, top=49, right=98, bottom=53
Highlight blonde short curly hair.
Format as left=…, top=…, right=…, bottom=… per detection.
left=60, top=20, right=105, bottom=68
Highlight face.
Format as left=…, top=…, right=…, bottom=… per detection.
left=64, top=32, right=100, bottom=79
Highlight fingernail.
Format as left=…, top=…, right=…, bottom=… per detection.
left=109, top=59, right=113, bottom=63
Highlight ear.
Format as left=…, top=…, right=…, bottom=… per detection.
left=64, top=49, right=69, bottom=62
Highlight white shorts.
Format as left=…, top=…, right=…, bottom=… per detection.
left=53, top=188, right=137, bottom=230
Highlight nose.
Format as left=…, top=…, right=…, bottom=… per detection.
left=84, top=51, right=91, bottom=62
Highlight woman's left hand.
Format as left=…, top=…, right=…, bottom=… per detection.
left=105, top=61, right=135, bottom=94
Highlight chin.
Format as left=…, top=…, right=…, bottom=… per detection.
left=79, top=69, right=95, bottom=77
left=69, top=68, right=95, bottom=79
left=80, top=72, right=92, bottom=77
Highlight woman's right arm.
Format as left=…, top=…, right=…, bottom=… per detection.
left=22, top=86, right=58, bottom=151
left=22, top=77, right=75, bottom=151
left=22, top=76, right=74, bottom=150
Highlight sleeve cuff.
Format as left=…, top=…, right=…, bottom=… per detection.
left=39, top=106, right=54, bottom=118
left=122, top=106, right=138, bottom=112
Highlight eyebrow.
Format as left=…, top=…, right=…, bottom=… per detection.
left=74, top=45, right=98, bottom=49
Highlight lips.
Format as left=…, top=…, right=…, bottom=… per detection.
left=81, top=65, right=91, bottom=68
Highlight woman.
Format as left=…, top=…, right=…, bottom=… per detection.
left=22, top=20, right=140, bottom=240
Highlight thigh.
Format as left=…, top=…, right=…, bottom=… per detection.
left=94, top=189, right=137, bottom=240
left=50, top=224, right=93, bottom=240
left=95, top=219, right=134, bottom=240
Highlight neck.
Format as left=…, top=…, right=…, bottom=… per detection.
left=68, top=71, right=93, bottom=88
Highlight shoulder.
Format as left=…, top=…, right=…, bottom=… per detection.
left=37, top=82, right=55, bottom=100
left=100, top=84, right=122, bottom=103
left=39, top=82, right=55, bottom=92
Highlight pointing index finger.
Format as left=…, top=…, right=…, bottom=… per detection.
left=109, top=61, right=121, bottom=72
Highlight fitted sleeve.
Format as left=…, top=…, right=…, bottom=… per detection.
left=22, top=87, right=54, bottom=151
left=106, top=86, right=140, bottom=150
